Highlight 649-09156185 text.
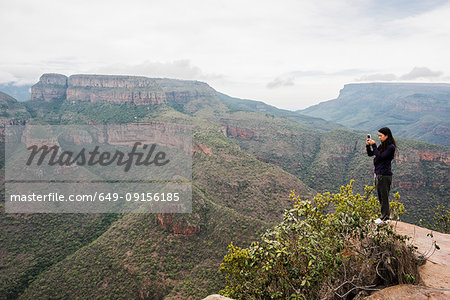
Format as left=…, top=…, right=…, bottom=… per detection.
left=5, top=123, right=192, bottom=213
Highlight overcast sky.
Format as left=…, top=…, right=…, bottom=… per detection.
left=1, top=0, right=450, bottom=110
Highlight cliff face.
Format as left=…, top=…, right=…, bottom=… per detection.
left=66, top=75, right=166, bottom=105
left=222, top=125, right=254, bottom=140
left=31, top=73, right=216, bottom=106
left=156, top=213, right=201, bottom=236
left=154, top=78, right=217, bottom=104
left=31, top=73, right=67, bottom=102
left=17, top=122, right=192, bottom=159
left=364, top=221, right=450, bottom=299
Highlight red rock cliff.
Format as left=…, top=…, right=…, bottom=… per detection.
left=154, top=78, right=217, bottom=104
left=66, top=75, right=166, bottom=105
left=30, top=73, right=217, bottom=106
left=31, top=73, right=68, bottom=102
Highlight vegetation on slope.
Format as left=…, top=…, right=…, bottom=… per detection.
left=0, top=91, right=29, bottom=120
left=16, top=186, right=270, bottom=299
left=219, top=181, right=421, bottom=299
left=0, top=208, right=121, bottom=299
left=420, top=205, right=450, bottom=234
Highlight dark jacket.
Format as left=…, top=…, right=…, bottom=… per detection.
left=366, top=143, right=395, bottom=175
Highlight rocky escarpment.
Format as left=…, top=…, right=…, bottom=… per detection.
left=31, top=73, right=216, bottom=106
left=154, top=78, right=217, bottom=104
left=17, top=122, right=192, bottom=154
left=66, top=74, right=165, bottom=105
left=221, top=125, right=254, bottom=140
left=156, top=213, right=201, bottom=236
left=31, top=73, right=68, bottom=102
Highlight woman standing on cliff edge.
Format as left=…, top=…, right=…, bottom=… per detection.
left=366, top=127, right=397, bottom=224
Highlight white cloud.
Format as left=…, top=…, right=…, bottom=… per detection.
left=0, top=65, right=43, bottom=85
left=356, top=67, right=445, bottom=82
left=90, top=60, right=223, bottom=81
left=0, top=71, right=17, bottom=84
left=357, top=73, right=398, bottom=81
left=266, top=77, right=295, bottom=89
left=399, top=67, right=443, bottom=80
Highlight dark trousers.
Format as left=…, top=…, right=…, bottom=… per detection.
left=375, top=175, right=392, bottom=220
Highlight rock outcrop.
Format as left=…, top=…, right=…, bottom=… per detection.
left=31, top=73, right=67, bottom=102
left=363, top=284, right=450, bottom=300
left=16, top=122, right=192, bottom=154
left=393, top=221, right=449, bottom=289
left=66, top=74, right=165, bottom=105
left=156, top=213, right=200, bottom=236
left=154, top=78, right=216, bottom=104
left=31, top=73, right=216, bottom=106
left=363, top=221, right=450, bottom=299
left=193, top=143, right=214, bottom=156
left=222, top=125, right=254, bottom=139
left=396, top=150, right=450, bottom=165
left=201, top=295, right=234, bottom=300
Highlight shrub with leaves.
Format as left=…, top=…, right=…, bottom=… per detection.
left=219, top=181, right=420, bottom=299
left=420, top=205, right=450, bottom=234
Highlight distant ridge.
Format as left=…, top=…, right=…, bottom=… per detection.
left=0, top=82, right=31, bottom=101
left=31, top=73, right=216, bottom=105
left=298, top=82, right=450, bottom=146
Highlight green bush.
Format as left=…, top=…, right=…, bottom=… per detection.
left=420, top=205, right=450, bottom=234
left=219, top=181, right=419, bottom=299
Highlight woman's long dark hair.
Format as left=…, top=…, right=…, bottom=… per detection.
left=378, top=127, right=397, bottom=154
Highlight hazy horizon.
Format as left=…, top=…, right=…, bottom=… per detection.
left=4, top=73, right=450, bottom=112
left=1, top=0, right=450, bottom=110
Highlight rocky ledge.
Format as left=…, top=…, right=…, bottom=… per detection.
left=360, top=221, right=449, bottom=299
left=202, top=222, right=450, bottom=300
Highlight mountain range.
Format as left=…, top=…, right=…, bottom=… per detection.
left=299, top=82, right=450, bottom=146
left=0, top=83, right=30, bottom=102
left=0, top=74, right=448, bottom=299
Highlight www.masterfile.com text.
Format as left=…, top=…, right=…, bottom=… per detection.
left=9, top=192, right=181, bottom=202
